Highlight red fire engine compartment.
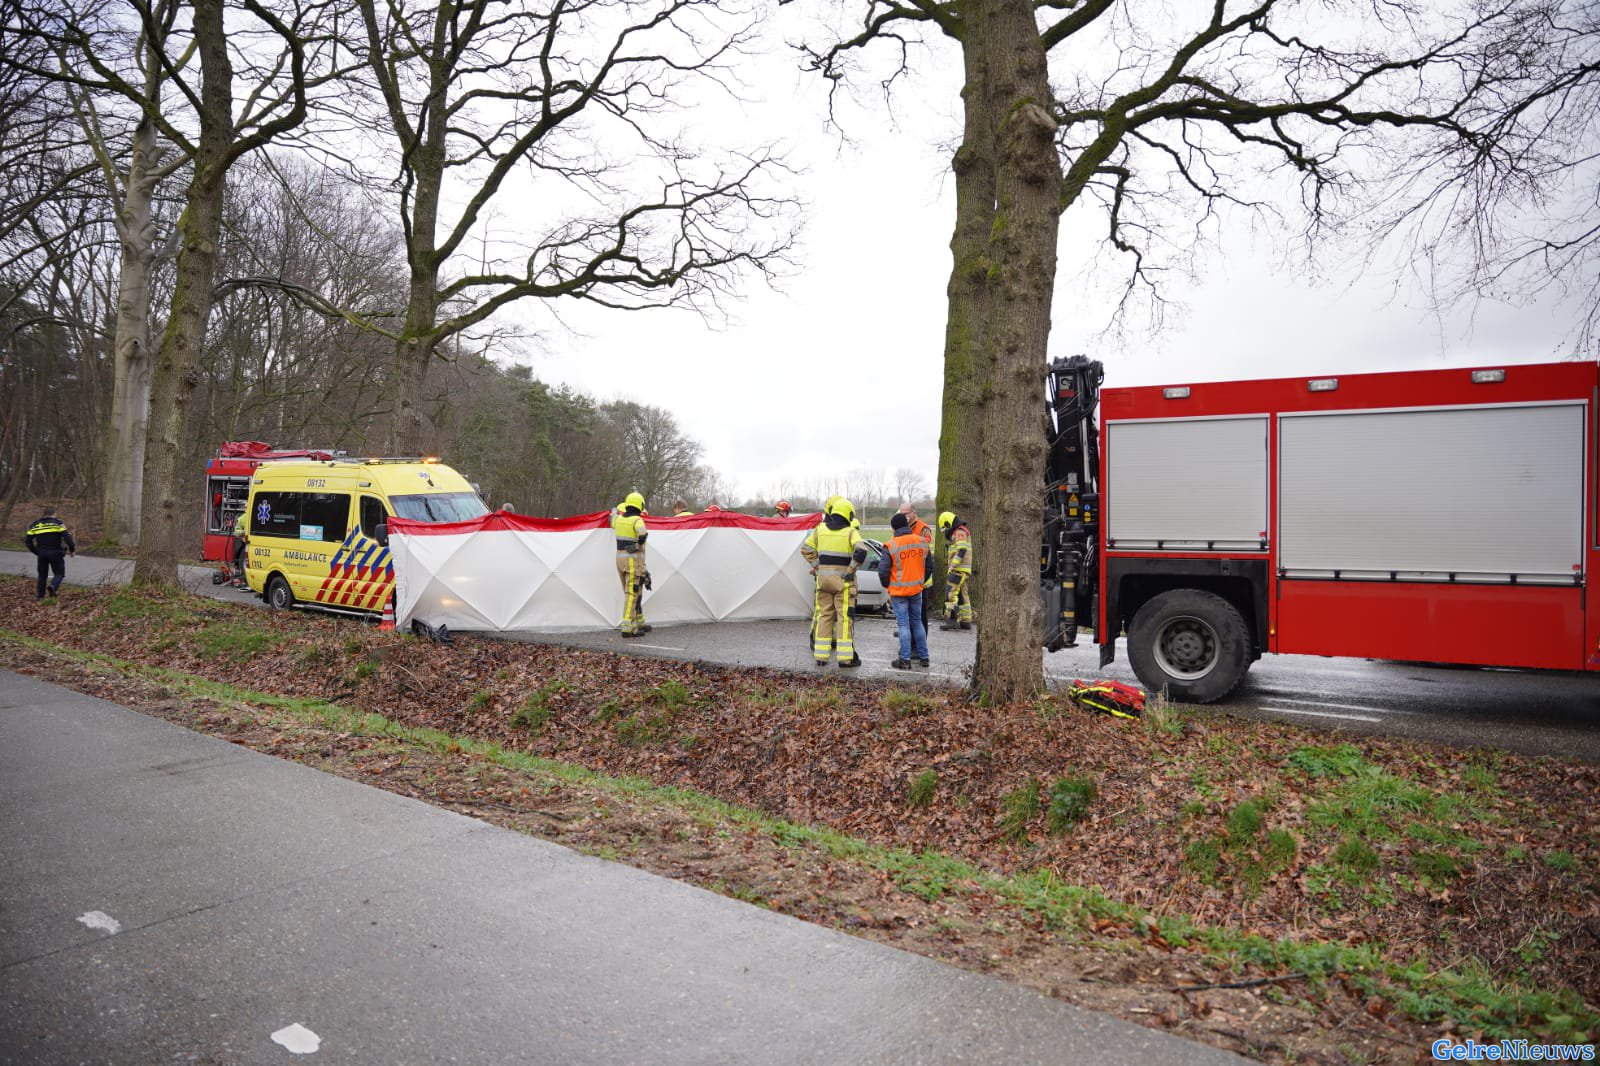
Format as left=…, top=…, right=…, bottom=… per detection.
left=1095, top=361, right=1600, bottom=686
left=202, top=442, right=334, bottom=562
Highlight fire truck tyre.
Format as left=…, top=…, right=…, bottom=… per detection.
left=265, top=575, right=296, bottom=611
left=1127, top=589, right=1249, bottom=704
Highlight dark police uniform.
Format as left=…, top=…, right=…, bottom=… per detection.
left=25, top=514, right=76, bottom=599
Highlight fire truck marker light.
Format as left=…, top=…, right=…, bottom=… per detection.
left=1163, top=386, right=1190, bottom=399
left=1307, top=378, right=1339, bottom=392
left=1471, top=369, right=1506, bottom=383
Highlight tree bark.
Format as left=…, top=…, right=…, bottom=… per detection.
left=101, top=114, right=161, bottom=548
left=934, top=0, right=994, bottom=610
left=132, top=0, right=232, bottom=587
left=969, top=0, right=1060, bottom=703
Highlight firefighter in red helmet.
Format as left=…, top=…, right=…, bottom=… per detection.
left=774, top=500, right=792, bottom=517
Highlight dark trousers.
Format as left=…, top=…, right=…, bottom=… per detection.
left=35, top=552, right=64, bottom=598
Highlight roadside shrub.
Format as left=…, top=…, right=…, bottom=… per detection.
left=1046, top=776, right=1095, bottom=834
left=908, top=770, right=939, bottom=809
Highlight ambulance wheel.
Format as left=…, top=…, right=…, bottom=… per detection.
left=1126, top=589, right=1249, bottom=704
left=265, top=575, right=295, bottom=611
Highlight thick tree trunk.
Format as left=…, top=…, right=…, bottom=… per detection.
left=969, top=0, right=1061, bottom=703
left=935, top=0, right=995, bottom=605
left=385, top=71, right=449, bottom=457
left=101, top=116, right=161, bottom=548
left=132, top=0, right=232, bottom=588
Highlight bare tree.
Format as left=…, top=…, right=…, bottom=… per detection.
left=351, top=0, right=798, bottom=455
left=893, top=465, right=928, bottom=503
left=804, top=1, right=1513, bottom=700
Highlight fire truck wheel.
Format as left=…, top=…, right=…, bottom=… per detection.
left=1127, top=589, right=1249, bottom=704
left=265, top=575, right=296, bottom=611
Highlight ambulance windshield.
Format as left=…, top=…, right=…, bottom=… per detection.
left=390, top=492, right=489, bottom=524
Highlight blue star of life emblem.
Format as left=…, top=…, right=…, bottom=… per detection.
left=256, top=501, right=271, bottom=524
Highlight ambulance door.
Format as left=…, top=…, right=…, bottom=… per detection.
left=332, top=494, right=395, bottom=612
left=290, top=491, right=349, bottom=603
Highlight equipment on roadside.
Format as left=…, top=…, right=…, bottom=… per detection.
left=1066, top=679, right=1145, bottom=720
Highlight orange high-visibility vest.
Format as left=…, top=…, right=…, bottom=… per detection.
left=885, top=532, right=928, bottom=596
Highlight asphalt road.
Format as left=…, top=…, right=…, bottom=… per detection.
left=4, top=549, right=1597, bottom=761
left=0, top=670, right=1245, bottom=1065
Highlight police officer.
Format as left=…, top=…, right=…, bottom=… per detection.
left=939, top=510, right=974, bottom=630
left=613, top=492, right=651, bottom=637
left=25, top=506, right=76, bottom=601
left=801, top=497, right=868, bottom=668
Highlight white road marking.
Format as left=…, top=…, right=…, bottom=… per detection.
left=1265, top=696, right=1400, bottom=715
left=270, top=1023, right=321, bottom=1055
left=1260, top=706, right=1381, bottom=723
left=76, top=911, right=120, bottom=935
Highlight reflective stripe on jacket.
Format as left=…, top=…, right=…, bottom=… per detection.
left=802, top=522, right=863, bottom=573
left=881, top=532, right=928, bottom=596
left=25, top=518, right=74, bottom=555
left=948, top=527, right=972, bottom=573
left=613, top=512, right=648, bottom=553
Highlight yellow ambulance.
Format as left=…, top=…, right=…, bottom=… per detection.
left=243, top=457, right=486, bottom=614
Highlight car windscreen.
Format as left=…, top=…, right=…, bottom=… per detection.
left=389, top=492, right=489, bottom=524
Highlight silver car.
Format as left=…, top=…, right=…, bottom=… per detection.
left=853, top=539, right=889, bottom=615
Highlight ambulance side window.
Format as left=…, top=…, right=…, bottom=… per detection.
left=360, top=496, right=388, bottom=540
left=300, top=492, right=350, bottom=543
left=252, top=492, right=302, bottom=538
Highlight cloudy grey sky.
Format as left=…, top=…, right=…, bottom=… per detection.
left=520, top=9, right=1592, bottom=503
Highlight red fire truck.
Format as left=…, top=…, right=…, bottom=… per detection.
left=1042, top=358, right=1598, bottom=702
left=202, top=442, right=333, bottom=578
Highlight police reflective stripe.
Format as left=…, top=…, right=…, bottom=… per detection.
left=27, top=521, right=67, bottom=536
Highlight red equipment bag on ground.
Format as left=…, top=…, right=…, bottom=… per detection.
left=1068, top=679, right=1146, bottom=720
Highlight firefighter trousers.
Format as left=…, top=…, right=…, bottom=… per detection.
left=945, top=570, right=973, bottom=623
left=616, top=552, right=646, bottom=634
left=811, top=579, right=854, bottom=664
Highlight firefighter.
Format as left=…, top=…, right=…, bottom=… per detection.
left=801, top=496, right=867, bottom=668
left=939, top=510, right=974, bottom=630
left=613, top=491, right=651, bottom=637
left=25, top=506, right=76, bottom=601
left=774, top=500, right=793, bottom=517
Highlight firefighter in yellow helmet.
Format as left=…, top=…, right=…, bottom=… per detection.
left=939, top=510, right=974, bottom=630
left=801, top=496, right=868, bottom=667
left=613, top=491, right=651, bottom=637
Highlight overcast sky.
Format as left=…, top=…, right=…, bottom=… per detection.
left=514, top=8, right=1593, bottom=504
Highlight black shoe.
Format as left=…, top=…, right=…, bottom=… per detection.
left=815, top=660, right=828, bottom=668
left=890, top=659, right=912, bottom=670
left=939, top=621, right=961, bottom=631
left=959, top=621, right=972, bottom=630
left=621, top=630, right=643, bottom=638
left=917, top=658, right=930, bottom=668
left=839, top=658, right=860, bottom=669
left=639, top=624, right=653, bottom=634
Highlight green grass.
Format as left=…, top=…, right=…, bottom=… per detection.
left=101, top=587, right=193, bottom=624
left=1288, top=742, right=1372, bottom=779
left=907, top=769, right=939, bottom=808
left=193, top=621, right=284, bottom=661
left=883, top=689, right=933, bottom=718
left=1045, top=775, right=1095, bottom=834
left=4, top=625, right=1596, bottom=1046
left=466, top=690, right=493, bottom=712
left=511, top=679, right=569, bottom=734
left=998, top=781, right=1041, bottom=842
left=1184, top=796, right=1297, bottom=897
left=649, top=679, right=691, bottom=708
left=1542, top=850, right=1578, bottom=872
left=353, top=660, right=377, bottom=680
